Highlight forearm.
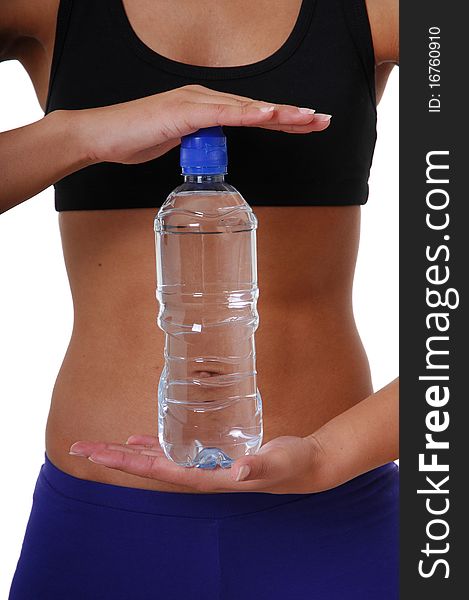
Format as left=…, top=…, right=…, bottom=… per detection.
left=310, top=378, right=399, bottom=486
left=0, top=110, right=91, bottom=213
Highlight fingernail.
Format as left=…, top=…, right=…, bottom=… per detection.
left=314, top=113, right=332, bottom=121
left=298, top=107, right=315, bottom=114
left=259, top=105, right=275, bottom=113
left=88, top=455, right=104, bottom=464
left=69, top=443, right=86, bottom=456
left=236, top=465, right=251, bottom=482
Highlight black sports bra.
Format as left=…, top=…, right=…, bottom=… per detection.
left=45, top=0, right=377, bottom=210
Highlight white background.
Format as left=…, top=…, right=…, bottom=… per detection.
left=0, top=61, right=399, bottom=596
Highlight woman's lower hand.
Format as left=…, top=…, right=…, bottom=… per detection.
left=69, top=434, right=335, bottom=494
left=63, top=84, right=331, bottom=166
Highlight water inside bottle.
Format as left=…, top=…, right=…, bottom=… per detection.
left=155, top=189, right=263, bottom=468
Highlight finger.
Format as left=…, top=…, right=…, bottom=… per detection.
left=258, top=118, right=331, bottom=133
left=87, top=448, right=182, bottom=479
left=182, top=85, right=267, bottom=106
left=69, top=440, right=165, bottom=458
left=107, top=443, right=165, bottom=457
left=231, top=451, right=280, bottom=482
left=125, top=434, right=160, bottom=447
left=180, top=103, right=330, bottom=135
left=69, top=440, right=109, bottom=456
left=184, top=86, right=320, bottom=119
left=120, top=444, right=154, bottom=450
left=189, top=93, right=315, bottom=118
left=190, top=90, right=328, bottom=129
left=267, top=112, right=331, bottom=133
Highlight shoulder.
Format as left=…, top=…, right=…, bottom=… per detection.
left=0, top=0, right=59, bottom=62
left=365, top=0, right=399, bottom=65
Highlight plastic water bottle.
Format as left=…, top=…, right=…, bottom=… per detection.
left=154, top=127, right=263, bottom=469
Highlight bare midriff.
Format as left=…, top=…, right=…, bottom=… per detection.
left=45, top=206, right=373, bottom=491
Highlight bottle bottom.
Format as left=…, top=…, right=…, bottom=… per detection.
left=161, top=444, right=235, bottom=469
left=159, top=434, right=262, bottom=469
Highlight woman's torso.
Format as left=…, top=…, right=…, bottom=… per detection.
left=14, top=0, right=391, bottom=492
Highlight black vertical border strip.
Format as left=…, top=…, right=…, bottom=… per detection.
left=400, top=2, right=467, bottom=597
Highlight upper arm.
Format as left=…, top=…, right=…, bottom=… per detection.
left=0, top=0, right=56, bottom=62
left=366, top=0, right=399, bottom=65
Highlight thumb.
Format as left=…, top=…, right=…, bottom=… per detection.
left=232, top=452, right=276, bottom=482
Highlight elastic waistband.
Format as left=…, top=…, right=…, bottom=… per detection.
left=42, top=453, right=398, bottom=519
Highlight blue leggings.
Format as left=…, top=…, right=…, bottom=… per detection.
left=9, top=455, right=398, bottom=599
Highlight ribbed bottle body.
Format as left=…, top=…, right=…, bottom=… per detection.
left=154, top=180, right=263, bottom=468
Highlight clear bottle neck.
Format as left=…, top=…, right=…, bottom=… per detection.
left=183, top=174, right=225, bottom=184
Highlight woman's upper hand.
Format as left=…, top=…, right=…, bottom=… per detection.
left=70, top=84, right=331, bottom=166
left=1, top=83, right=330, bottom=213
left=69, top=434, right=335, bottom=495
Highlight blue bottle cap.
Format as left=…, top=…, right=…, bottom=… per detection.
left=180, top=126, right=227, bottom=175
